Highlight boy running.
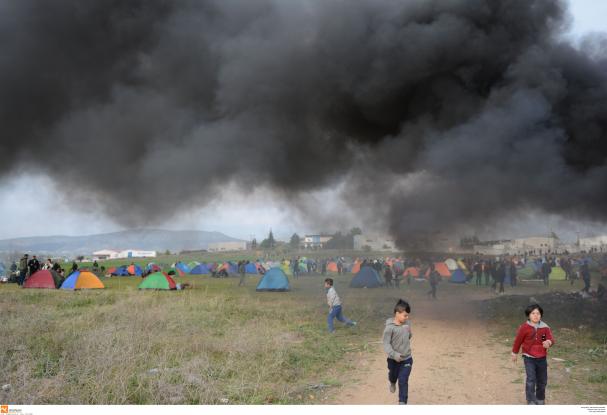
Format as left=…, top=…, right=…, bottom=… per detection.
left=383, top=299, right=413, bottom=405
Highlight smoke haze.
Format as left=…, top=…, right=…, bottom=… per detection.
left=1, top=0, right=606, bottom=246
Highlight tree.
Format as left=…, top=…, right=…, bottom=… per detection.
left=349, top=227, right=363, bottom=236
left=289, top=233, right=301, bottom=249
left=260, top=229, right=276, bottom=249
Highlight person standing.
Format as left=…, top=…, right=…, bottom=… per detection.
left=541, top=260, right=551, bottom=286
left=238, top=260, right=247, bottom=286
left=474, top=261, right=483, bottom=286
left=27, top=255, right=40, bottom=276
left=510, top=260, right=518, bottom=287
left=427, top=264, right=440, bottom=299
left=384, top=265, right=394, bottom=288
left=511, top=304, right=555, bottom=405
left=484, top=261, right=492, bottom=287
left=496, top=261, right=506, bottom=294
left=383, top=299, right=413, bottom=405
left=580, top=262, right=591, bottom=293
left=18, top=254, right=28, bottom=286
left=324, top=278, right=356, bottom=333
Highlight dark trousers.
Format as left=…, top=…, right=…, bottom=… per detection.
left=583, top=277, right=591, bottom=292
left=475, top=273, right=482, bottom=286
left=18, top=270, right=27, bottom=286
left=498, top=281, right=504, bottom=293
left=388, top=357, right=413, bottom=404
left=484, top=273, right=490, bottom=286
left=238, top=272, right=246, bottom=286
left=524, top=356, right=547, bottom=403
left=427, top=284, right=437, bottom=299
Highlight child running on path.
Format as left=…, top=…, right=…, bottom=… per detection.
left=511, top=303, right=555, bottom=405
left=383, top=299, right=413, bottom=405
left=324, top=278, right=356, bottom=333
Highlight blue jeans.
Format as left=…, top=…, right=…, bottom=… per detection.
left=524, top=356, right=547, bottom=403
left=387, top=357, right=413, bottom=404
left=327, top=305, right=353, bottom=332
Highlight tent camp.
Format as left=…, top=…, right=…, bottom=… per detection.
left=138, top=272, right=177, bottom=290
left=350, top=262, right=361, bottom=274
left=445, top=258, right=459, bottom=271
left=245, top=262, right=259, bottom=274
left=24, top=270, right=62, bottom=289
left=449, top=268, right=467, bottom=283
left=350, top=267, right=383, bottom=288
left=61, top=270, right=104, bottom=290
left=256, top=268, right=290, bottom=292
left=127, top=264, right=143, bottom=276
left=190, top=263, right=211, bottom=275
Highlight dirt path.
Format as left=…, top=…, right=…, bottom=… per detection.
left=332, top=290, right=525, bottom=404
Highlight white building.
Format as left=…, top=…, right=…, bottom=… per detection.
left=579, top=235, right=607, bottom=252
left=302, top=235, right=333, bottom=249
left=474, top=235, right=561, bottom=256
left=92, top=249, right=156, bottom=260
left=354, top=235, right=396, bottom=251
left=207, top=241, right=247, bottom=252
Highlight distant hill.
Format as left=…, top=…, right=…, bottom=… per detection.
left=0, top=229, right=244, bottom=256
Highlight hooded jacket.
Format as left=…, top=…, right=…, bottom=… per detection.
left=383, top=318, right=412, bottom=361
left=512, top=320, right=555, bottom=358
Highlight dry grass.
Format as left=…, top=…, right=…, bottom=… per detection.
left=0, top=273, right=388, bottom=404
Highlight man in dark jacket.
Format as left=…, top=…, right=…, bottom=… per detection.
left=27, top=255, right=40, bottom=276
left=541, top=261, right=551, bottom=286
left=510, top=261, right=518, bottom=287
left=427, top=264, right=440, bottom=299
left=496, top=261, right=506, bottom=294
left=580, top=262, right=591, bottom=293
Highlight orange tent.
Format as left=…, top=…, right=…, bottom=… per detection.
left=403, top=267, right=420, bottom=278
left=425, top=262, right=451, bottom=278
left=327, top=262, right=338, bottom=273
left=351, top=262, right=361, bottom=274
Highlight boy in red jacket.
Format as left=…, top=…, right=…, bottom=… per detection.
left=511, top=303, right=555, bottom=405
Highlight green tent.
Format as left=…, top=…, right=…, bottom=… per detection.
left=138, top=272, right=177, bottom=290
left=549, top=266, right=566, bottom=281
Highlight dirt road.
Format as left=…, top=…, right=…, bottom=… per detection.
left=331, top=289, right=526, bottom=404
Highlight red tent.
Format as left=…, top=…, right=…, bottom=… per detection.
left=24, top=270, right=61, bottom=289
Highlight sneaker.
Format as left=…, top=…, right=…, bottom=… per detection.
left=389, top=383, right=396, bottom=393
left=536, top=400, right=545, bottom=405
left=349, top=321, right=357, bottom=327
left=527, top=401, right=536, bottom=405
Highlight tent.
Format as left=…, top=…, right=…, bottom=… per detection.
left=190, top=263, right=211, bottom=275
left=350, top=262, right=361, bottom=274
left=256, top=268, right=290, bottom=292
left=280, top=262, right=292, bottom=276
left=327, top=262, right=338, bottom=273
left=245, top=262, right=259, bottom=274
left=60, top=270, right=104, bottom=290
left=425, top=263, right=451, bottom=278
left=187, top=261, right=200, bottom=269
left=457, top=259, right=468, bottom=271
left=174, top=262, right=191, bottom=274
left=449, top=268, right=467, bottom=283
left=350, top=267, right=383, bottom=288
left=146, top=263, right=162, bottom=273
left=518, top=264, right=539, bottom=279
left=445, top=258, right=459, bottom=271
left=167, top=268, right=186, bottom=277
left=549, top=266, right=566, bottom=281
left=138, top=272, right=177, bottom=290
left=403, top=267, right=420, bottom=278
left=24, top=270, right=62, bottom=289
left=127, top=264, right=143, bottom=276
left=112, top=266, right=130, bottom=276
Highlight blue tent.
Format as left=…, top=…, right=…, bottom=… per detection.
left=449, top=268, right=467, bottom=283
left=350, top=267, right=383, bottom=288
left=245, top=263, right=258, bottom=274
left=190, top=263, right=211, bottom=275
left=174, top=262, right=191, bottom=274
left=256, top=268, right=290, bottom=292
left=227, top=262, right=239, bottom=274
left=112, top=266, right=130, bottom=276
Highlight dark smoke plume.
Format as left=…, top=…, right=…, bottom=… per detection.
left=1, top=0, right=606, bottom=246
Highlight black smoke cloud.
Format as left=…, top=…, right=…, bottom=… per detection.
left=1, top=0, right=606, bottom=246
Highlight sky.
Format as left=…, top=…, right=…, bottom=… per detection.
left=0, top=0, right=606, bottom=242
